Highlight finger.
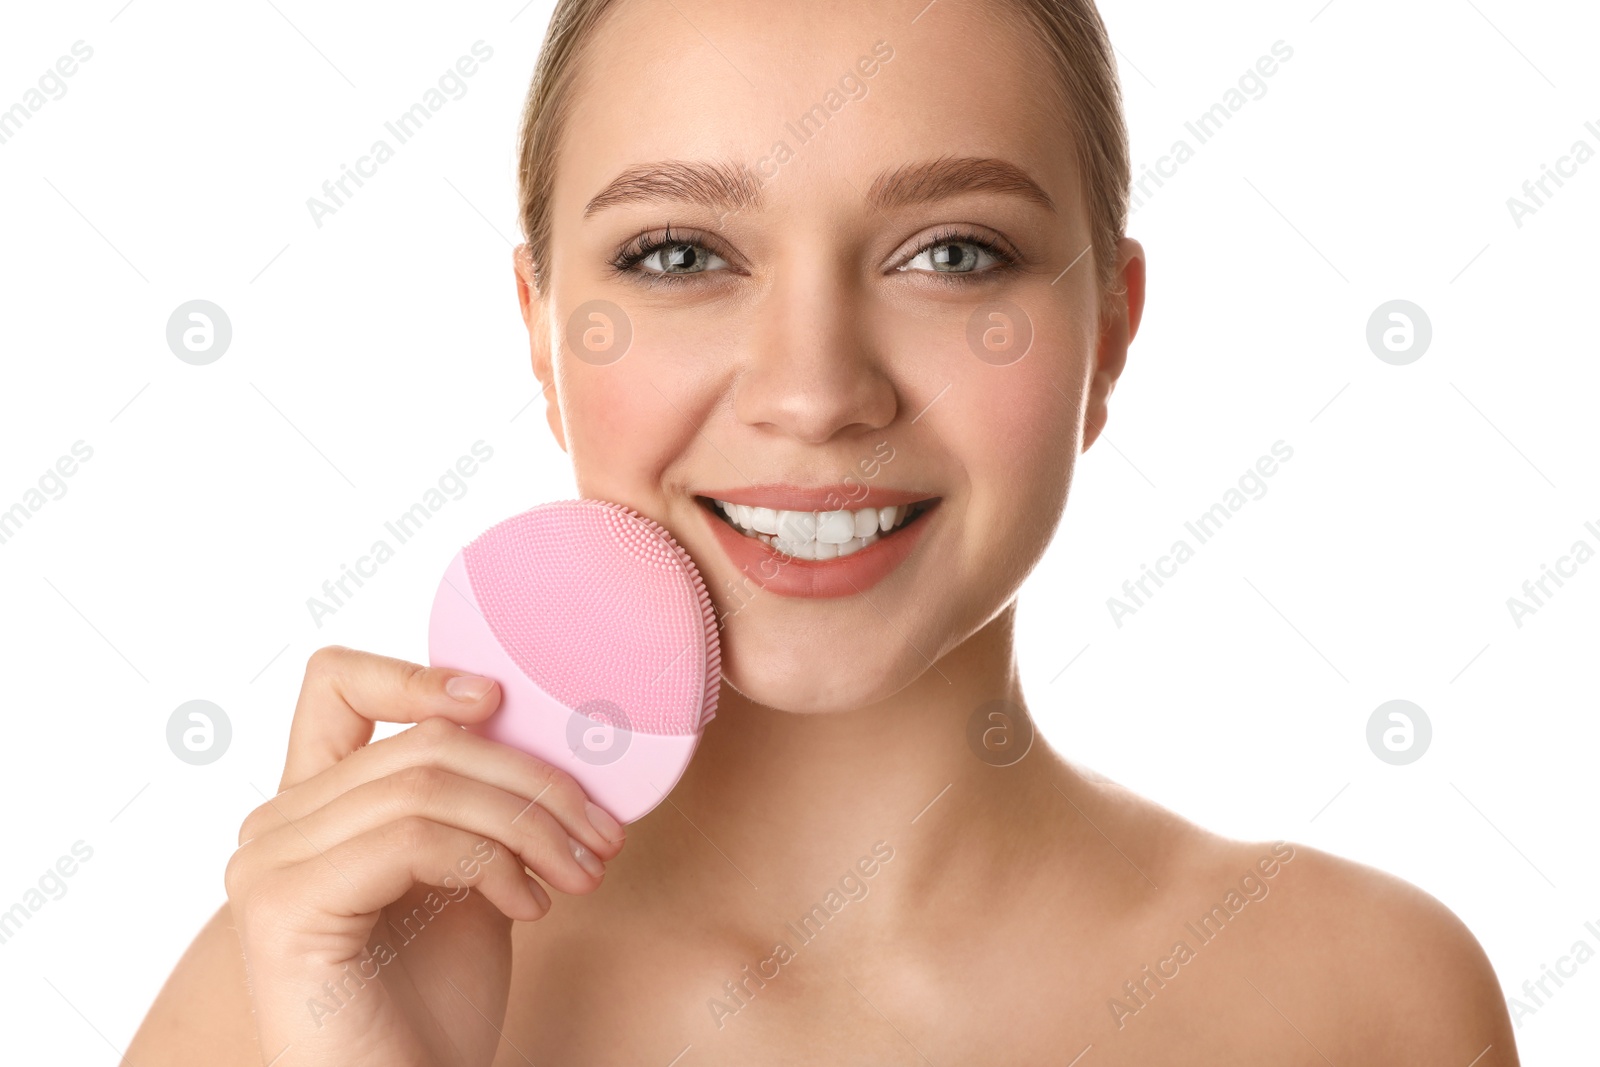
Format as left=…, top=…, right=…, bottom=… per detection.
left=254, top=820, right=550, bottom=936
left=248, top=764, right=606, bottom=896
left=247, top=715, right=625, bottom=862
left=280, top=645, right=502, bottom=790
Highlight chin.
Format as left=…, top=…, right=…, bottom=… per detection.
left=714, top=626, right=930, bottom=714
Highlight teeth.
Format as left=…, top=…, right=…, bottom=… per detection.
left=816, top=509, right=856, bottom=544
left=854, top=509, right=878, bottom=538
left=772, top=533, right=879, bottom=560
left=835, top=532, right=877, bottom=557
left=712, top=498, right=923, bottom=558
left=776, top=511, right=817, bottom=542
left=773, top=538, right=815, bottom=560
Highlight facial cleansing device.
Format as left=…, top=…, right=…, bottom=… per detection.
left=428, top=500, right=721, bottom=824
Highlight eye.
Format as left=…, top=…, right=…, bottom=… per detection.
left=635, top=240, right=729, bottom=277
left=898, top=229, right=1016, bottom=277
left=610, top=225, right=732, bottom=284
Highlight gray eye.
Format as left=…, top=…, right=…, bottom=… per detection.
left=902, top=240, right=999, bottom=274
left=640, top=242, right=730, bottom=275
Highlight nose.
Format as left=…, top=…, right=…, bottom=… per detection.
left=732, top=265, right=899, bottom=444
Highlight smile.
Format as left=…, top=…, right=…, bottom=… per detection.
left=703, top=498, right=931, bottom=560
left=693, top=486, right=939, bottom=598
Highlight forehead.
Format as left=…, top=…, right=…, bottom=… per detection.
left=551, top=0, right=1077, bottom=221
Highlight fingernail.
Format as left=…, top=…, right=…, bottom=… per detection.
left=569, top=837, right=606, bottom=878
left=527, top=875, right=551, bottom=911
left=585, top=800, right=624, bottom=844
left=445, top=674, right=493, bottom=702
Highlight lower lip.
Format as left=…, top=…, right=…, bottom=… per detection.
left=699, top=502, right=935, bottom=599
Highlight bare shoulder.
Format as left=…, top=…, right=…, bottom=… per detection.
left=1057, top=764, right=1518, bottom=1063
left=1247, top=841, right=1518, bottom=1063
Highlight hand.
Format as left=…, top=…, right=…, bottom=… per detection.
left=224, top=645, right=626, bottom=1067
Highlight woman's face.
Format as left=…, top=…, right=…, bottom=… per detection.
left=519, top=0, right=1142, bottom=713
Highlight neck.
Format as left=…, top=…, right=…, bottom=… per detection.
left=625, top=604, right=1068, bottom=931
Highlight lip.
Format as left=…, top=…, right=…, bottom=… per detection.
left=695, top=492, right=939, bottom=599
left=698, top=484, right=933, bottom=511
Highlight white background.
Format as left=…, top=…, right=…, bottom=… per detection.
left=0, top=0, right=1595, bottom=1061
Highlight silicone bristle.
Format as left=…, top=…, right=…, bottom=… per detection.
left=461, top=500, right=720, bottom=736
left=601, top=502, right=721, bottom=728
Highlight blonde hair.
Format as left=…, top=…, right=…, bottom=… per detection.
left=515, top=0, right=1128, bottom=294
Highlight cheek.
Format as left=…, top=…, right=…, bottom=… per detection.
left=966, top=369, right=1080, bottom=552
left=936, top=321, right=1088, bottom=501
left=559, top=348, right=702, bottom=501
left=909, top=333, right=1088, bottom=618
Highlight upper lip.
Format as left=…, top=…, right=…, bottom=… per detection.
left=697, top=484, right=936, bottom=510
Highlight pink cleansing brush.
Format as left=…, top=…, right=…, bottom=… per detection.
left=427, top=500, right=720, bottom=824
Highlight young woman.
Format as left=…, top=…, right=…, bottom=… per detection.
left=130, top=0, right=1519, bottom=1062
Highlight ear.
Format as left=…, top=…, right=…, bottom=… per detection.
left=514, top=244, right=568, bottom=453
left=1082, top=237, right=1145, bottom=454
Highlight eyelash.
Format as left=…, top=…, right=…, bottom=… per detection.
left=909, top=226, right=1020, bottom=283
left=606, top=223, right=719, bottom=286
left=606, top=224, right=1020, bottom=286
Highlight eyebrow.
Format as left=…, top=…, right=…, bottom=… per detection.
left=582, top=155, right=1055, bottom=217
